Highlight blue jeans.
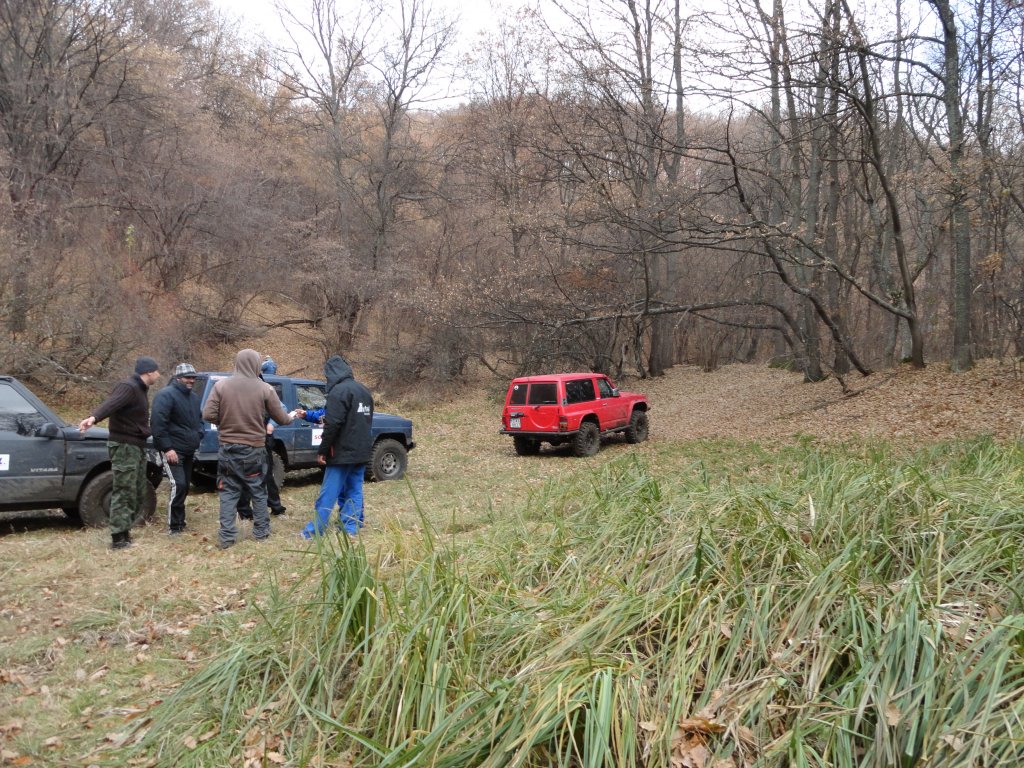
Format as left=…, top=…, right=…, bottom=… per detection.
left=303, top=464, right=365, bottom=537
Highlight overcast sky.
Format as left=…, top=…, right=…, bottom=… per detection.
left=213, top=0, right=498, bottom=43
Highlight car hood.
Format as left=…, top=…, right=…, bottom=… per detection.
left=74, top=425, right=111, bottom=441
left=373, top=411, right=412, bottom=430
left=75, top=425, right=157, bottom=450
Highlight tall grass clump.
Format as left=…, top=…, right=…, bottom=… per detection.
left=140, top=438, right=1024, bottom=766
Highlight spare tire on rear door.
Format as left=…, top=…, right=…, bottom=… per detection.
left=78, top=470, right=157, bottom=529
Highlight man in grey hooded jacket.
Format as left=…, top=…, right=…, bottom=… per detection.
left=202, top=349, right=294, bottom=549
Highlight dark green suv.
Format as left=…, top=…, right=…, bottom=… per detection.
left=0, top=375, right=162, bottom=527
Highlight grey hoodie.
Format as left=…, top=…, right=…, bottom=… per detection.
left=202, top=349, right=292, bottom=447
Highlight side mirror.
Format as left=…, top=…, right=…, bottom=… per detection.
left=35, top=422, right=62, bottom=438
left=611, top=388, right=621, bottom=397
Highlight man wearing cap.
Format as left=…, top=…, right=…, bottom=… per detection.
left=79, top=356, right=162, bottom=550
left=150, top=363, right=203, bottom=535
left=202, top=349, right=295, bottom=549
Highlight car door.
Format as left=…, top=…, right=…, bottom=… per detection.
left=596, top=376, right=629, bottom=428
left=290, top=382, right=327, bottom=467
left=0, top=381, right=67, bottom=504
left=195, top=374, right=226, bottom=457
left=521, top=381, right=560, bottom=431
left=564, top=377, right=598, bottom=428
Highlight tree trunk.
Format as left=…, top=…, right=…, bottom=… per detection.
left=930, top=0, right=973, bottom=371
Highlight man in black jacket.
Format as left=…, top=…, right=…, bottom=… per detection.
left=151, top=363, right=203, bottom=535
left=79, top=356, right=162, bottom=550
left=301, top=356, right=373, bottom=538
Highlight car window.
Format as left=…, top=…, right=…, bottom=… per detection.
left=565, top=378, right=596, bottom=404
left=509, top=383, right=527, bottom=406
left=296, top=384, right=326, bottom=411
left=0, top=383, right=46, bottom=435
left=527, top=382, right=558, bottom=405
left=191, top=377, right=210, bottom=406
left=596, top=378, right=615, bottom=398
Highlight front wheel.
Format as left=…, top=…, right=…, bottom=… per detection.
left=625, top=410, right=649, bottom=444
left=78, top=471, right=157, bottom=529
left=370, top=438, right=408, bottom=481
left=572, top=422, right=601, bottom=457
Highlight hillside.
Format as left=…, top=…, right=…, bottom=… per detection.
left=636, top=358, right=1024, bottom=443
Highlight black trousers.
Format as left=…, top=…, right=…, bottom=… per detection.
left=163, top=452, right=194, bottom=532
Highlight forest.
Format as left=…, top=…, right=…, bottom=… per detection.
left=2, top=0, right=1022, bottom=390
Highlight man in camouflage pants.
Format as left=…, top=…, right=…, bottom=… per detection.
left=79, top=356, right=162, bottom=550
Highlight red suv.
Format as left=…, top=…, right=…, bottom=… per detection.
left=500, top=373, right=650, bottom=457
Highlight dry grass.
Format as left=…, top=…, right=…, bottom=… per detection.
left=2, top=359, right=1021, bottom=764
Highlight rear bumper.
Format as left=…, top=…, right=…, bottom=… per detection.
left=500, top=430, right=576, bottom=438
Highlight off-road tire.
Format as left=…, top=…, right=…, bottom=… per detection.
left=573, top=421, right=601, bottom=457
left=62, top=507, right=82, bottom=522
left=78, top=470, right=157, bottom=529
left=513, top=436, right=541, bottom=456
left=370, top=438, right=407, bottom=481
left=625, top=410, right=649, bottom=444
left=270, top=450, right=286, bottom=488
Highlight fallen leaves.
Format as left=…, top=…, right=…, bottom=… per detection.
left=669, top=714, right=727, bottom=768
left=641, top=359, right=1024, bottom=444
left=236, top=727, right=288, bottom=768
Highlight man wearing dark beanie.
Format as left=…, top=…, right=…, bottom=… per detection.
left=79, top=356, right=162, bottom=550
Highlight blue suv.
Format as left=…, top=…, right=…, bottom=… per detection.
left=191, top=372, right=414, bottom=485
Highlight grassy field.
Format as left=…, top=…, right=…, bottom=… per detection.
left=3, top=386, right=1024, bottom=766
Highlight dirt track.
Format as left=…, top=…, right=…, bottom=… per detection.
left=636, top=358, right=1024, bottom=443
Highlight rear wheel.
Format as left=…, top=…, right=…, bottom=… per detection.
left=572, top=421, right=601, bottom=457
left=625, top=410, right=649, bottom=444
left=270, top=450, right=286, bottom=488
left=370, top=438, right=408, bottom=481
left=78, top=471, right=157, bottom=529
left=513, top=436, right=541, bottom=456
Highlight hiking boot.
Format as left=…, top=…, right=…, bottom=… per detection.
left=111, top=531, right=133, bottom=550
left=270, top=505, right=287, bottom=516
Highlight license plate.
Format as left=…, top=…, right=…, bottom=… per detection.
left=510, top=417, right=521, bottom=429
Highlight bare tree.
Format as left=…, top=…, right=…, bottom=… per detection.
left=0, top=0, right=135, bottom=332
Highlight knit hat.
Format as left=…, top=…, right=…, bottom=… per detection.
left=134, top=356, right=160, bottom=375
left=173, top=362, right=197, bottom=378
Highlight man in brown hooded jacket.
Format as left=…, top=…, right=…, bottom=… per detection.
left=201, top=349, right=294, bottom=549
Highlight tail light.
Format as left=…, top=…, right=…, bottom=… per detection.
left=559, top=416, right=568, bottom=431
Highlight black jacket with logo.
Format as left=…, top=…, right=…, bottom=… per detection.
left=318, top=356, right=374, bottom=466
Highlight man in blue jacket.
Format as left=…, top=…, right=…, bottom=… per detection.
left=150, top=363, right=203, bottom=535
left=301, top=356, right=374, bottom=538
